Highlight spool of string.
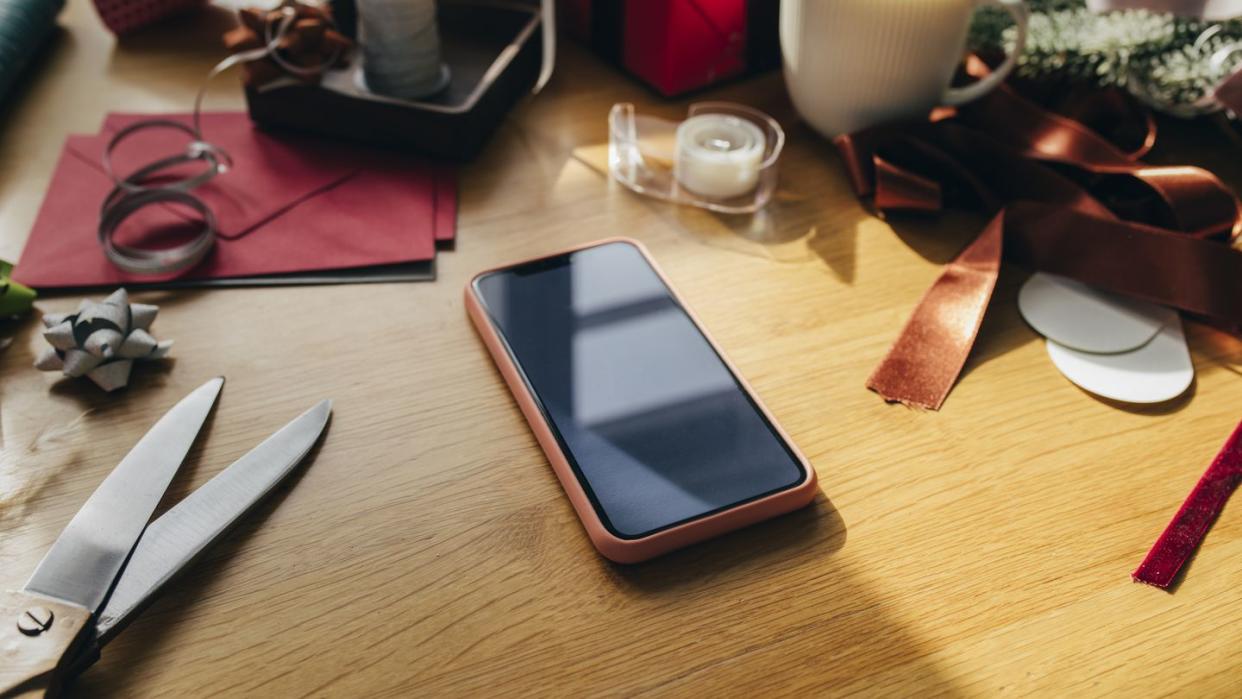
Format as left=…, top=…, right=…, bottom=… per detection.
left=356, top=0, right=448, bottom=100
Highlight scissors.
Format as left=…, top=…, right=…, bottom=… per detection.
left=0, top=377, right=331, bottom=697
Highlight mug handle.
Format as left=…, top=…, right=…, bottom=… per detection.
left=941, top=0, right=1029, bottom=106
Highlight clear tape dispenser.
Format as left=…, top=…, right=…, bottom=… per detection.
left=608, top=102, right=785, bottom=215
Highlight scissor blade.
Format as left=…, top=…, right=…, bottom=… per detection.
left=93, top=399, right=332, bottom=643
left=24, top=377, right=224, bottom=612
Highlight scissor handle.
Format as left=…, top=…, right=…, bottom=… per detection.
left=0, top=590, right=93, bottom=698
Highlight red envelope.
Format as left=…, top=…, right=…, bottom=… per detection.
left=433, top=164, right=456, bottom=245
left=15, top=112, right=454, bottom=289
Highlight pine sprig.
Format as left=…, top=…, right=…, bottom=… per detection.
left=968, top=0, right=1242, bottom=111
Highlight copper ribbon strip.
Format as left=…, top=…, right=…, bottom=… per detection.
left=223, top=2, right=350, bottom=88
left=1133, top=417, right=1242, bottom=589
left=837, top=62, right=1242, bottom=410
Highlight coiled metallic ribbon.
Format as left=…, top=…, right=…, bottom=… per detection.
left=99, top=1, right=340, bottom=275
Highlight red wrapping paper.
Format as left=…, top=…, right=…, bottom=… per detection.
left=92, top=0, right=206, bottom=35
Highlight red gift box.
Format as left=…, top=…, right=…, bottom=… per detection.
left=92, top=0, right=207, bottom=35
left=562, top=0, right=780, bottom=97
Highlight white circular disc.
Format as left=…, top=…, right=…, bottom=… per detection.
left=1046, top=316, right=1193, bottom=404
left=1018, top=272, right=1175, bottom=353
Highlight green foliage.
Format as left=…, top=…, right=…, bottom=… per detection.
left=968, top=0, right=1242, bottom=110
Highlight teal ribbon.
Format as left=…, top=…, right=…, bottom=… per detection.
left=0, top=0, right=65, bottom=105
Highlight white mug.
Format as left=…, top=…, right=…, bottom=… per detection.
left=780, top=0, right=1029, bottom=137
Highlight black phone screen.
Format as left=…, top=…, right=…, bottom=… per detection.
left=473, top=241, right=808, bottom=539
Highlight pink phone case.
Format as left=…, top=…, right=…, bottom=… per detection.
left=464, top=238, right=819, bottom=563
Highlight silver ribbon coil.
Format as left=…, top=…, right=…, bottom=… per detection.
left=97, top=2, right=339, bottom=276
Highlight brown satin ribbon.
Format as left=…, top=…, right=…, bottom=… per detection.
left=838, top=60, right=1242, bottom=409
left=223, top=2, right=351, bottom=87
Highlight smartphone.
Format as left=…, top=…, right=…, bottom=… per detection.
left=465, top=239, right=818, bottom=563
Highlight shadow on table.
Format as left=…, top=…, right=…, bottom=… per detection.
left=955, top=263, right=1040, bottom=387
left=1084, top=375, right=1197, bottom=416
left=112, top=5, right=240, bottom=55
left=670, top=122, right=872, bottom=283
left=850, top=212, right=1043, bottom=393
left=609, top=493, right=845, bottom=594
left=885, top=211, right=988, bottom=266
left=567, top=117, right=872, bottom=282
left=600, top=494, right=961, bottom=693
left=963, top=263, right=1196, bottom=415
left=106, top=5, right=240, bottom=100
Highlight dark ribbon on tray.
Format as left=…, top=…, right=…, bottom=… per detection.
left=835, top=57, right=1242, bottom=411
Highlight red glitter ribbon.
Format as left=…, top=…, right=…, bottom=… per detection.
left=93, top=0, right=207, bottom=36
left=1134, top=419, right=1242, bottom=588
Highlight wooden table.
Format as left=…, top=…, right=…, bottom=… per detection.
left=4, top=4, right=1242, bottom=697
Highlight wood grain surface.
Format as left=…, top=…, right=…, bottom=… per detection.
left=3, top=3, right=1242, bottom=697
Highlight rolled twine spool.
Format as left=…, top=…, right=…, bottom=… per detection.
left=356, top=0, right=449, bottom=100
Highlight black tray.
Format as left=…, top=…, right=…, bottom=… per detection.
left=244, top=0, right=542, bottom=161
